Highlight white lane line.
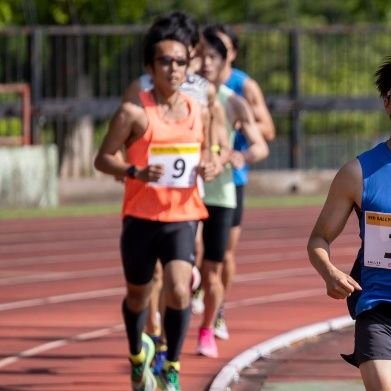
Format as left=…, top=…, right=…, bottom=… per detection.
left=0, top=287, right=124, bottom=311
left=208, top=315, right=354, bottom=391
left=0, top=260, right=353, bottom=288
left=224, top=288, right=325, bottom=309
left=0, top=267, right=121, bottom=286
left=0, top=323, right=124, bottom=369
left=0, top=264, right=316, bottom=287
left=0, top=271, right=326, bottom=313
left=236, top=247, right=356, bottom=264
left=236, top=234, right=358, bottom=250
left=0, top=288, right=328, bottom=370
left=0, top=250, right=119, bottom=269
left=234, top=263, right=352, bottom=283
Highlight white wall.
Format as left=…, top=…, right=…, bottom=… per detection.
left=0, top=145, right=58, bottom=208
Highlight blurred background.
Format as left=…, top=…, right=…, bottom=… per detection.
left=0, top=0, right=390, bottom=208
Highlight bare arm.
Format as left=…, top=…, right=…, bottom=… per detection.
left=211, top=99, right=231, bottom=165
left=243, top=78, right=275, bottom=141
left=231, top=95, right=269, bottom=165
left=94, top=103, right=164, bottom=182
left=307, top=160, right=362, bottom=299
left=94, top=103, right=136, bottom=177
left=122, top=79, right=141, bottom=104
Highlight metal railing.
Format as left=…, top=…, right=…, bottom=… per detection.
left=0, top=24, right=389, bottom=169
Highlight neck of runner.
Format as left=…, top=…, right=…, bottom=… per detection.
left=153, top=88, right=181, bottom=110
left=220, top=64, right=232, bottom=85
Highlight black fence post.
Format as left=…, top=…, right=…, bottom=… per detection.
left=289, top=28, right=301, bottom=169
left=29, top=28, right=43, bottom=144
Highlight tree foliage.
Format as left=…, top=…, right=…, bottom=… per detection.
left=1, top=0, right=391, bottom=26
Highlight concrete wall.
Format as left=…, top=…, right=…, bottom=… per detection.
left=58, top=169, right=336, bottom=205
left=247, top=169, right=337, bottom=196
left=0, top=145, right=58, bottom=208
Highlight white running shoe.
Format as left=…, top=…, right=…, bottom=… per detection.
left=191, top=288, right=204, bottom=315
left=214, top=314, right=229, bottom=340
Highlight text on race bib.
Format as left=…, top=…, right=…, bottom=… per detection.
left=148, top=143, right=200, bottom=188
left=364, top=211, right=391, bottom=269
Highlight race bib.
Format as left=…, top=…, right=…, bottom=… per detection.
left=364, top=211, right=391, bottom=269
left=148, top=143, right=200, bottom=188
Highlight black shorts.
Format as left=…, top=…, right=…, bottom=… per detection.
left=341, top=303, right=391, bottom=367
left=232, top=185, right=245, bottom=227
left=121, top=217, right=198, bottom=285
left=203, top=205, right=235, bottom=262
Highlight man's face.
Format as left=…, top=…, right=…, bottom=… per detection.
left=149, top=40, right=188, bottom=92
left=201, top=42, right=225, bottom=84
left=216, top=32, right=237, bottom=64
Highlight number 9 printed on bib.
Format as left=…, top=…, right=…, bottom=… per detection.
left=148, top=143, right=201, bottom=188
left=364, top=211, right=391, bottom=269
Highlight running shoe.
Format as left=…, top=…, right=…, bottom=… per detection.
left=157, top=362, right=181, bottom=391
left=214, top=313, right=229, bottom=340
left=152, top=342, right=167, bottom=375
left=197, top=327, right=218, bottom=358
left=130, top=333, right=157, bottom=391
left=191, top=288, right=204, bottom=315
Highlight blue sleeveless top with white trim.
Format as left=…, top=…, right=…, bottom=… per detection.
left=347, top=141, right=391, bottom=318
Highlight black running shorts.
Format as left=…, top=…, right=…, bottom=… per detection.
left=203, top=205, right=235, bottom=262
left=341, top=302, right=391, bottom=367
left=121, top=217, right=198, bottom=285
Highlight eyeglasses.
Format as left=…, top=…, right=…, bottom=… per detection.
left=155, top=56, right=188, bottom=67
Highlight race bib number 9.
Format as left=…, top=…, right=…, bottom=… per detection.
left=148, top=143, right=200, bottom=188
left=364, top=211, right=391, bottom=269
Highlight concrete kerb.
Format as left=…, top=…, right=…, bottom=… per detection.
left=208, top=315, right=354, bottom=391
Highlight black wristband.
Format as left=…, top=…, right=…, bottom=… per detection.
left=126, top=165, right=137, bottom=178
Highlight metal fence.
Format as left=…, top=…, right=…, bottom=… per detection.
left=0, top=24, right=390, bottom=170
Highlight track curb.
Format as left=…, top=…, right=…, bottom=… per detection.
left=209, top=315, right=354, bottom=391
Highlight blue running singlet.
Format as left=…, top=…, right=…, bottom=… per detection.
left=224, top=68, right=250, bottom=186
left=347, top=142, right=391, bottom=319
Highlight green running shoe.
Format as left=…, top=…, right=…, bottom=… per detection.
left=130, top=333, right=157, bottom=391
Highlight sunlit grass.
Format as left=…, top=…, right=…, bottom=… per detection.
left=245, top=194, right=326, bottom=208
left=0, top=203, right=121, bottom=220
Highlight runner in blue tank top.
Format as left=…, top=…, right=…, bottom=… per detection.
left=308, top=57, right=391, bottom=391
left=203, top=24, right=275, bottom=340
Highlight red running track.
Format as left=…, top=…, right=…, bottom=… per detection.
left=0, top=206, right=360, bottom=390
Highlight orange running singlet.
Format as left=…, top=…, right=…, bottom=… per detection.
left=122, top=90, right=208, bottom=222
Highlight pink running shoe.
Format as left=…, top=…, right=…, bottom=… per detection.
left=197, top=327, right=218, bottom=358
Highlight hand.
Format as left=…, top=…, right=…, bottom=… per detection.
left=211, top=153, right=223, bottom=176
left=114, top=174, right=125, bottom=183
left=324, top=268, right=362, bottom=300
left=198, top=161, right=216, bottom=182
left=230, top=151, right=246, bottom=169
left=136, top=164, right=164, bottom=182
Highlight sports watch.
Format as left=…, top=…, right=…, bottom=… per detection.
left=126, top=165, right=138, bottom=178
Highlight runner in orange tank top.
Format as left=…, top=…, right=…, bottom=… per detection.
left=94, top=14, right=217, bottom=391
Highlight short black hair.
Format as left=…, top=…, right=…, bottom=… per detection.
left=202, top=28, right=227, bottom=60
left=166, top=11, right=199, bottom=48
left=143, top=13, right=192, bottom=67
left=375, top=56, right=391, bottom=98
left=204, top=23, right=239, bottom=51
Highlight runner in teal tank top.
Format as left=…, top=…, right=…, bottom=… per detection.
left=196, top=28, right=269, bottom=358
left=203, top=23, right=276, bottom=339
